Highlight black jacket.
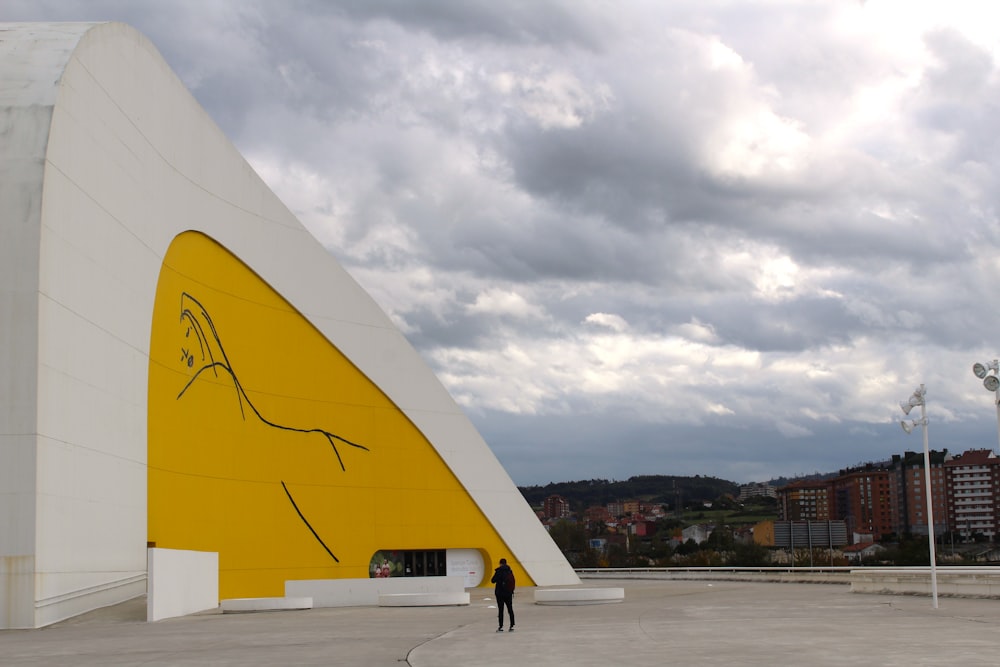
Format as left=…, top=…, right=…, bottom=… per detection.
left=491, top=564, right=514, bottom=597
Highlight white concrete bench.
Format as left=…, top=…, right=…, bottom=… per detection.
left=534, top=587, right=625, bottom=605
left=286, top=576, right=467, bottom=608
left=220, top=597, right=313, bottom=613
left=377, top=592, right=470, bottom=607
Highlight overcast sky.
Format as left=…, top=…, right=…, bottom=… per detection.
left=11, top=1, right=1000, bottom=486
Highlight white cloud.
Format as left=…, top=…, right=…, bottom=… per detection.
left=469, top=288, right=546, bottom=319
left=491, top=68, right=613, bottom=130
left=584, top=312, right=628, bottom=332
left=674, top=319, right=718, bottom=344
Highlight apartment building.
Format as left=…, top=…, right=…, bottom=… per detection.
left=831, top=465, right=894, bottom=540
left=776, top=449, right=1000, bottom=544
left=946, top=449, right=1000, bottom=542
left=622, top=499, right=641, bottom=516
left=543, top=494, right=572, bottom=520
left=778, top=479, right=832, bottom=521
left=739, top=482, right=777, bottom=501
left=889, top=450, right=950, bottom=537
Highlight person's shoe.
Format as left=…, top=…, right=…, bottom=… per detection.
left=508, top=626, right=515, bottom=632
left=496, top=627, right=504, bottom=632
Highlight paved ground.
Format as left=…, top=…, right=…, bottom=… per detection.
left=1, top=579, right=998, bottom=666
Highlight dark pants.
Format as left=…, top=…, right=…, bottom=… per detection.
left=497, top=592, right=514, bottom=628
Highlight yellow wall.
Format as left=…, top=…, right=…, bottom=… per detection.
left=753, top=520, right=775, bottom=546
left=148, top=231, right=526, bottom=598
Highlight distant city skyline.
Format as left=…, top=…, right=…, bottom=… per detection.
left=528, top=442, right=992, bottom=488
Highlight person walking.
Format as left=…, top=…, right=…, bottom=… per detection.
left=491, top=557, right=515, bottom=632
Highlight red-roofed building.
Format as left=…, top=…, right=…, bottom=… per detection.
left=543, top=494, right=572, bottom=520
left=842, top=542, right=886, bottom=563
left=583, top=505, right=611, bottom=528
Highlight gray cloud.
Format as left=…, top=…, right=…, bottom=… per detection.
left=319, top=0, right=611, bottom=50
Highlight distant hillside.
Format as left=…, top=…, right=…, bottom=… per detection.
left=767, top=472, right=838, bottom=488
left=518, top=475, right=740, bottom=510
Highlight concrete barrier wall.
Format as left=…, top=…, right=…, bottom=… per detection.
left=286, top=576, right=467, bottom=607
left=579, top=569, right=852, bottom=585
left=851, top=567, right=1000, bottom=599
left=578, top=567, right=1000, bottom=599
left=147, top=548, right=218, bottom=621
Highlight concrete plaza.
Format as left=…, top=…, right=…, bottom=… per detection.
left=1, top=579, right=997, bottom=666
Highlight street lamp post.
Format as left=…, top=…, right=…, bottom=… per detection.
left=900, top=383, right=938, bottom=609
left=971, top=359, right=1000, bottom=455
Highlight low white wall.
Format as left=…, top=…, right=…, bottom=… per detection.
left=286, top=576, right=467, bottom=608
left=851, top=567, right=1000, bottom=599
left=147, top=548, right=218, bottom=621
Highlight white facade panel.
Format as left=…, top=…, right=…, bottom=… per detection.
left=0, top=436, right=37, bottom=498
left=0, top=485, right=35, bottom=558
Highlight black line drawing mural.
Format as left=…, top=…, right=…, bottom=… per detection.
left=177, top=292, right=368, bottom=562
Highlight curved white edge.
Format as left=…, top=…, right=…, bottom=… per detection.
left=0, top=21, right=576, bottom=627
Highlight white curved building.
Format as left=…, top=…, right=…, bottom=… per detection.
left=0, top=22, right=577, bottom=630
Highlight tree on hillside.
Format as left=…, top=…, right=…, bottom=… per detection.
left=518, top=475, right=740, bottom=509
left=731, top=541, right=770, bottom=566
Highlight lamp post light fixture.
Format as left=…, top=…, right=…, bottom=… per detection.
left=899, top=383, right=939, bottom=609
left=971, top=359, right=1000, bottom=454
